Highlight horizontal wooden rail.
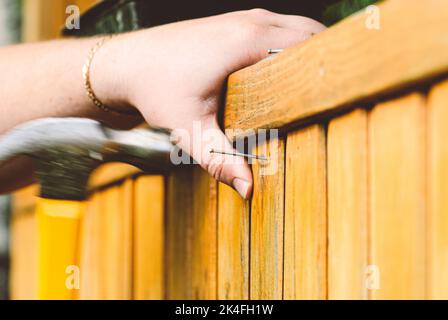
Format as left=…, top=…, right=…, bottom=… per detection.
left=224, top=0, right=448, bottom=139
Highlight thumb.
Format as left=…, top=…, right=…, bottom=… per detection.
left=175, top=116, right=253, bottom=199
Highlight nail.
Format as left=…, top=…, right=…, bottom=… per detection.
left=233, top=178, right=250, bottom=199
left=268, top=49, right=283, bottom=54
left=210, top=149, right=267, bottom=161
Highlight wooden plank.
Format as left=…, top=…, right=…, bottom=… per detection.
left=191, top=167, right=218, bottom=300
left=89, top=163, right=140, bottom=191
left=12, top=185, right=38, bottom=215
left=22, top=0, right=98, bottom=42
left=106, top=180, right=133, bottom=300
left=250, top=137, right=284, bottom=300
left=99, top=181, right=133, bottom=299
left=10, top=186, right=39, bottom=299
left=22, top=0, right=67, bottom=42
left=217, top=183, right=249, bottom=300
left=225, top=0, right=448, bottom=139
left=165, top=166, right=193, bottom=299
left=133, top=175, right=165, bottom=300
left=428, top=79, right=448, bottom=299
left=9, top=212, right=37, bottom=299
left=78, top=192, right=102, bottom=299
left=284, top=125, right=327, bottom=300
left=369, top=93, right=426, bottom=299
left=327, top=110, right=368, bottom=299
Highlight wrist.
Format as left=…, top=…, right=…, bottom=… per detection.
left=88, top=34, right=135, bottom=115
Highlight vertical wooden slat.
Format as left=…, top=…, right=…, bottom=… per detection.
left=284, top=125, right=327, bottom=300
left=22, top=0, right=97, bottom=42
left=166, top=167, right=193, bottom=299
left=191, top=167, right=218, bottom=300
left=99, top=181, right=133, bottom=299
left=327, top=110, right=368, bottom=299
left=81, top=180, right=133, bottom=299
left=428, top=80, right=448, bottom=299
left=369, top=93, right=426, bottom=299
left=134, top=175, right=165, bottom=300
left=10, top=212, right=37, bottom=299
left=78, top=192, right=102, bottom=299
left=251, top=137, right=284, bottom=300
left=22, top=0, right=66, bottom=42
left=10, top=185, right=38, bottom=299
left=217, top=183, right=249, bottom=300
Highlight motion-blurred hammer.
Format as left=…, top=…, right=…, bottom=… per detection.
left=0, top=118, right=174, bottom=299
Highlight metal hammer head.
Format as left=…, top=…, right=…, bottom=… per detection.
left=0, top=118, right=174, bottom=200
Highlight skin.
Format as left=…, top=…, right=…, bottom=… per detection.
left=0, top=9, right=325, bottom=198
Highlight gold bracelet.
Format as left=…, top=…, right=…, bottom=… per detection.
left=82, top=35, right=139, bottom=116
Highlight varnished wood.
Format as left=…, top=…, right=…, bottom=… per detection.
left=22, top=0, right=98, bottom=42
left=89, top=163, right=140, bottom=190
left=225, top=0, right=448, bottom=139
left=78, top=193, right=102, bottom=299
left=190, top=167, right=218, bottom=299
left=10, top=211, right=37, bottom=299
left=165, top=167, right=193, bottom=299
left=284, top=125, right=327, bottom=299
left=98, top=181, right=133, bottom=299
left=250, top=138, right=284, bottom=300
left=11, top=185, right=38, bottom=215
left=134, top=175, right=165, bottom=300
left=80, top=180, right=133, bottom=300
left=369, top=93, right=426, bottom=299
left=217, top=183, right=249, bottom=300
left=327, top=110, right=368, bottom=299
left=428, top=79, right=448, bottom=299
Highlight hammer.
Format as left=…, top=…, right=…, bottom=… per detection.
left=0, top=118, right=174, bottom=299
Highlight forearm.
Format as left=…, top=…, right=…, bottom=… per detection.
left=0, top=36, right=137, bottom=135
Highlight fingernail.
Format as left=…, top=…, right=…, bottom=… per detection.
left=233, top=178, right=250, bottom=199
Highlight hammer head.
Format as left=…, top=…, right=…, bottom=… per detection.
left=0, top=118, right=174, bottom=200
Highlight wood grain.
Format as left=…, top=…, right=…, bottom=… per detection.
left=78, top=193, right=102, bottom=299
left=427, top=79, right=448, bottom=299
left=165, top=167, right=193, bottom=299
left=327, top=110, right=368, bottom=299
left=217, top=183, right=249, bottom=300
left=22, top=0, right=98, bottom=42
left=11, top=185, right=38, bottom=214
left=89, top=163, right=140, bottom=190
left=134, top=175, right=165, bottom=300
left=225, top=0, right=448, bottom=139
left=10, top=211, right=37, bottom=299
left=284, top=125, right=327, bottom=300
left=191, top=167, right=218, bottom=300
left=250, top=137, right=284, bottom=300
left=369, top=93, right=426, bottom=299
left=98, top=181, right=133, bottom=299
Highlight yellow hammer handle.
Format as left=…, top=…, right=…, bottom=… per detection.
left=36, top=198, right=84, bottom=300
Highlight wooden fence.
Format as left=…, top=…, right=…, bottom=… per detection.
left=9, top=0, right=448, bottom=299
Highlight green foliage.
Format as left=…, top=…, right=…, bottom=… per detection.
left=322, top=0, right=379, bottom=25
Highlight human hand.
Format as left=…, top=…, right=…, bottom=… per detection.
left=100, top=9, right=326, bottom=199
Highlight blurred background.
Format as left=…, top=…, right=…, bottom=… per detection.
left=0, top=0, right=99, bottom=300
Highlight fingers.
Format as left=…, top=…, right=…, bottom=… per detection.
left=174, top=115, right=253, bottom=199
left=249, top=9, right=327, bottom=33
left=233, top=10, right=326, bottom=68
left=239, top=24, right=317, bottom=66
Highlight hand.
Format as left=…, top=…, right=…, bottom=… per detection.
left=101, top=9, right=326, bottom=198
